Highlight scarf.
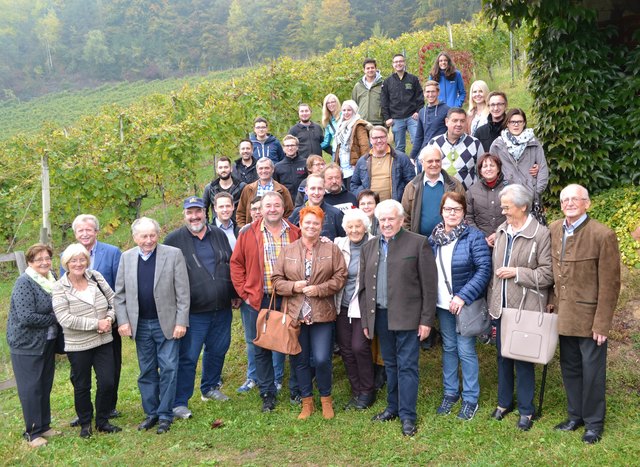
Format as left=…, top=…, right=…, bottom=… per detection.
left=430, top=221, right=468, bottom=246
left=25, top=266, right=56, bottom=294
left=335, top=113, right=361, bottom=150
left=501, top=128, right=534, bottom=162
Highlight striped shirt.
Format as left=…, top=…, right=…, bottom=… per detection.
left=262, top=219, right=292, bottom=295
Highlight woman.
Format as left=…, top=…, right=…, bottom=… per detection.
left=429, top=192, right=491, bottom=420
left=321, top=93, right=341, bottom=155
left=7, top=244, right=60, bottom=448
left=429, top=52, right=466, bottom=108
left=466, top=153, right=509, bottom=248
left=333, top=100, right=371, bottom=190
left=334, top=209, right=375, bottom=410
left=488, top=184, right=553, bottom=431
left=357, top=189, right=380, bottom=236
left=467, top=80, right=490, bottom=135
left=272, top=206, right=347, bottom=420
left=52, top=243, right=120, bottom=438
left=490, top=108, right=549, bottom=198
left=295, top=154, right=327, bottom=207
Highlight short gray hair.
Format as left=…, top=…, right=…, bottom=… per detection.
left=60, top=243, right=91, bottom=272
left=418, top=145, right=442, bottom=162
left=499, top=184, right=533, bottom=212
left=560, top=184, right=590, bottom=202
left=374, top=199, right=404, bottom=219
left=342, top=208, right=371, bottom=232
left=72, top=214, right=99, bottom=232
left=131, top=217, right=160, bottom=236
left=256, top=157, right=274, bottom=168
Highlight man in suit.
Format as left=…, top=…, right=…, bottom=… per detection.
left=114, top=217, right=190, bottom=435
left=359, top=199, right=437, bottom=437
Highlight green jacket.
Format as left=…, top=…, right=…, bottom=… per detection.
left=352, top=76, right=383, bottom=125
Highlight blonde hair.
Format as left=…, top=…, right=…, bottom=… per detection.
left=60, top=243, right=91, bottom=272
left=322, top=94, right=341, bottom=127
left=467, top=80, right=490, bottom=118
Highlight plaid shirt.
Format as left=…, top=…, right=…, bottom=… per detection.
left=262, top=219, right=292, bottom=295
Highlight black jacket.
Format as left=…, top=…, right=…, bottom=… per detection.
left=274, top=155, right=308, bottom=200
left=475, top=115, right=505, bottom=153
left=289, top=201, right=345, bottom=241
left=289, top=122, right=324, bottom=159
left=202, top=175, right=246, bottom=223
left=381, top=72, right=425, bottom=120
left=232, top=157, right=258, bottom=185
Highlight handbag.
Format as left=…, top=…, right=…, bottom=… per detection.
left=253, top=295, right=301, bottom=355
left=500, top=275, right=558, bottom=364
left=437, top=249, right=491, bottom=337
left=531, top=177, right=547, bottom=226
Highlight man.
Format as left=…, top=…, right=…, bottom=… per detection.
left=231, top=191, right=301, bottom=412
left=380, top=54, right=424, bottom=153
left=232, top=139, right=259, bottom=185
left=401, top=146, right=465, bottom=236
left=409, top=81, right=450, bottom=163
left=203, top=156, right=246, bottom=223
left=239, top=195, right=263, bottom=235
left=350, top=125, right=415, bottom=202
left=114, top=217, right=189, bottom=435
left=359, top=199, right=437, bottom=437
left=213, top=192, right=240, bottom=250
left=323, top=163, right=357, bottom=213
left=274, top=134, right=307, bottom=200
left=289, top=103, right=324, bottom=160
left=164, top=197, right=239, bottom=420
left=428, top=108, right=484, bottom=190
left=549, top=184, right=621, bottom=444
left=250, top=117, right=284, bottom=164
left=352, top=58, right=384, bottom=125
left=289, top=174, right=345, bottom=240
left=474, top=91, right=508, bottom=151
left=236, top=157, right=294, bottom=227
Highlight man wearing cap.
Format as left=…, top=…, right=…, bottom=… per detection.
left=164, top=197, right=240, bottom=420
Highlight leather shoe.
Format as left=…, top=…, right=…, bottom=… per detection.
left=490, top=406, right=513, bottom=421
left=582, top=429, right=603, bottom=444
left=79, top=425, right=92, bottom=439
left=156, top=419, right=171, bottom=434
left=516, top=415, right=533, bottom=431
left=96, top=422, right=122, bottom=434
left=401, top=419, right=417, bottom=437
left=355, top=392, right=376, bottom=410
left=554, top=419, right=584, bottom=432
left=138, top=416, right=159, bottom=431
left=108, top=409, right=121, bottom=419
left=343, top=397, right=358, bottom=410
left=371, top=409, right=398, bottom=422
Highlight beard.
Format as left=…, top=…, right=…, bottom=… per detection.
left=218, top=173, right=231, bottom=180
left=188, top=221, right=205, bottom=233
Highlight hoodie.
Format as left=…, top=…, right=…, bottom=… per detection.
left=250, top=133, right=285, bottom=164
left=409, top=101, right=451, bottom=160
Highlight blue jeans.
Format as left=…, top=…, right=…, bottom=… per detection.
left=135, top=319, right=179, bottom=421
left=392, top=116, right=418, bottom=153
left=174, top=310, right=232, bottom=407
left=240, top=302, right=285, bottom=383
left=293, top=321, right=334, bottom=397
left=437, top=307, right=480, bottom=404
left=495, top=318, right=535, bottom=415
left=375, top=308, right=420, bottom=422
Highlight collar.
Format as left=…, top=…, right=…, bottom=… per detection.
left=215, top=218, right=234, bottom=230
left=445, top=133, right=466, bottom=146
left=563, top=213, right=588, bottom=234
left=424, top=172, right=444, bottom=186
left=506, top=214, right=533, bottom=236
left=138, top=247, right=157, bottom=261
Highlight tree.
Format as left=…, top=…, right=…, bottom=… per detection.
left=34, top=8, right=61, bottom=73
left=82, top=29, right=114, bottom=75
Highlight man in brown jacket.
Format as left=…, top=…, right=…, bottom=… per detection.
left=549, top=184, right=621, bottom=444
left=359, top=199, right=437, bottom=437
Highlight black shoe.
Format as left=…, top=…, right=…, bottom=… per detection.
left=355, top=392, right=376, bottom=410
left=582, top=429, right=603, bottom=444
left=490, top=406, right=513, bottom=421
left=554, top=419, right=584, bottom=431
left=371, top=409, right=398, bottom=422
left=373, top=364, right=386, bottom=391
left=343, top=396, right=358, bottom=411
left=96, top=422, right=122, bottom=434
left=108, top=409, right=121, bottom=419
left=517, top=415, right=533, bottom=431
left=261, top=393, right=277, bottom=413
left=156, top=419, right=171, bottom=434
left=401, top=419, right=417, bottom=437
left=80, top=425, right=92, bottom=439
left=138, top=416, right=159, bottom=431
left=70, top=417, right=80, bottom=428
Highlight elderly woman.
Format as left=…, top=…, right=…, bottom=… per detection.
left=490, top=108, right=549, bottom=198
left=321, top=93, right=341, bottom=155
left=429, top=192, right=491, bottom=421
left=295, top=154, right=327, bottom=207
left=333, top=100, right=371, bottom=190
left=488, top=184, right=553, bottom=431
left=466, top=153, right=509, bottom=248
left=334, top=209, right=375, bottom=410
left=272, top=206, right=347, bottom=420
left=6, top=244, right=60, bottom=448
left=53, top=243, right=120, bottom=438
left=467, top=80, right=490, bottom=135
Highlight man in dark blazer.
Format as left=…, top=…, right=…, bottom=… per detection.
left=114, top=217, right=190, bottom=435
left=359, top=199, right=437, bottom=437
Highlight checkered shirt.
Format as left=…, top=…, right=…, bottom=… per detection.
left=261, top=219, right=292, bottom=295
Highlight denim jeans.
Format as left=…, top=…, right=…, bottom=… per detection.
left=293, top=321, right=334, bottom=397
left=174, top=309, right=232, bottom=407
left=392, top=116, right=418, bottom=153
left=240, top=301, right=285, bottom=383
left=437, top=307, right=480, bottom=404
left=135, top=319, right=179, bottom=421
left=375, top=308, right=420, bottom=422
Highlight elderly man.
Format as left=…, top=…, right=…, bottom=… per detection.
left=114, top=217, right=189, bottom=435
left=359, top=199, right=437, bottom=437
left=289, top=174, right=345, bottom=241
left=164, top=197, right=239, bottom=420
left=549, top=184, right=621, bottom=444
left=236, top=157, right=294, bottom=227
left=231, top=191, right=301, bottom=411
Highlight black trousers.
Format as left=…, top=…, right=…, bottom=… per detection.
left=559, top=335, right=607, bottom=431
left=11, top=340, right=56, bottom=441
left=67, top=342, right=115, bottom=428
left=336, top=309, right=374, bottom=395
left=111, top=330, right=122, bottom=410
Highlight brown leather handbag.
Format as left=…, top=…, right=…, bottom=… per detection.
left=253, top=295, right=301, bottom=355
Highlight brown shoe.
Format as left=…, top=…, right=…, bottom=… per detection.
left=27, top=437, right=48, bottom=448
left=321, top=396, right=334, bottom=420
left=41, top=429, right=62, bottom=438
left=298, top=396, right=315, bottom=420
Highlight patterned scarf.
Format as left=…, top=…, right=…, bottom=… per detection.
left=430, top=221, right=468, bottom=246
left=502, top=128, right=534, bottom=162
left=25, top=266, right=56, bottom=294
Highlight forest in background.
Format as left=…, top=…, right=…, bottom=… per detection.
left=0, top=0, right=480, bottom=100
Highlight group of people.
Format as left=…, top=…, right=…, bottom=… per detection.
left=7, top=51, right=620, bottom=447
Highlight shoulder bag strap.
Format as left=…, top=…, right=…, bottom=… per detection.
left=91, top=273, right=113, bottom=311
left=437, top=248, right=453, bottom=297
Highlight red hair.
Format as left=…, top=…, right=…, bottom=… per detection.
left=299, top=205, right=325, bottom=224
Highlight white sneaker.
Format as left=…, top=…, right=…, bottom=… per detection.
left=237, top=379, right=256, bottom=393
left=201, top=388, right=230, bottom=402
left=172, top=406, right=193, bottom=419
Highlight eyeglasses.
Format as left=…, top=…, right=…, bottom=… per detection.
left=442, top=207, right=463, bottom=214
left=250, top=207, right=261, bottom=212
left=284, top=144, right=298, bottom=148
left=508, top=120, right=525, bottom=126
left=312, top=162, right=325, bottom=167
left=489, top=103, right=506, bottom=108
left=422, top=159, right=441, bottom=166
left=371, top=136, right=387, bottom=141
left=254, top=126, right=267, bottom=130
left=561, top=197, right=587, bottom=205
left=33, top=256, right=52, bottom=263
left=69, top=258, right=88, bottom=265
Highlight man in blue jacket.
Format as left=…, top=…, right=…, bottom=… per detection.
left=409, top=81, right=450, bottom=166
